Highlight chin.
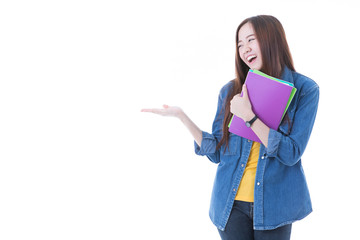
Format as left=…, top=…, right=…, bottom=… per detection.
left=252, top=65, right=263, bottom=71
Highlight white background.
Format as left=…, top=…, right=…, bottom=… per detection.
left=1, top=0, right=359, bottom=239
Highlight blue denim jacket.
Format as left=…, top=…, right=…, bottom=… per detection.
left=194, top=67, right=319, bottom=231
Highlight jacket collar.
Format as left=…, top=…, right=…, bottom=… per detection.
left=281, top=66, right=294, bottom=84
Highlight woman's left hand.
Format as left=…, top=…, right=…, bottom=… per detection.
left=230, top=84, right=255, bottom=121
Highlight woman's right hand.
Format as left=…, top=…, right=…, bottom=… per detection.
left=141, top=104, right=184, bottom=119
left=142, top=104, right=202, bottom=146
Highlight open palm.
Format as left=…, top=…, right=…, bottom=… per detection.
left=141, top=104, right=183, bottom=118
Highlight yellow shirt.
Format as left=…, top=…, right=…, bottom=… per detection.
left=235, top=141, right=260, bottom=202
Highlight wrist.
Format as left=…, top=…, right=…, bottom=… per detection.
left=244, top=111, right=256, bottom=122
left=177, top=109, right=186, bottom=121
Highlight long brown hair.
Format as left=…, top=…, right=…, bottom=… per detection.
left=217, top=15, right=295, bottom=151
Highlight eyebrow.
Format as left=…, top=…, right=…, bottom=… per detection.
left=238, top=34, right=255, bottom=44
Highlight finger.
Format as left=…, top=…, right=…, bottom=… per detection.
left=231, top=94, right=240, bottom=101
left=141, top=108, right=163, bottom=114
left=229, top=104, right=234, bottom=114
left=141, top=108, right=154, bottom=113
left=242, top=84, right=248, bottom=98
left=142, top=103, right=169, bottom=112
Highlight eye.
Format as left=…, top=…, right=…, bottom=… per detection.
left=238, top=44, right=243, bottom=49
left=248, top=38, right=255, bottom=42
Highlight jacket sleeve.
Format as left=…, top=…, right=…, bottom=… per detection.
left=194, top=85, right=229, bottom=164
left=266, top=84, right=319, bottom=166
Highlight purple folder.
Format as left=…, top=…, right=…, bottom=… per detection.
left=228, top=70, right=294, bottom=143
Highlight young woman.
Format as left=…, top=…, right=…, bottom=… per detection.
left=142, top=15, right=319, bottom=240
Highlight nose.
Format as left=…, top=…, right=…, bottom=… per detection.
left=244, top=45, right=251, bottom=54
left=240, top=46, right=251, bottom=59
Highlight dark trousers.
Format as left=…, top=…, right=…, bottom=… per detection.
left=218, top=201, right=292, bottom=240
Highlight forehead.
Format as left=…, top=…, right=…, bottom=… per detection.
left=238, top=22, right=255, bottom=40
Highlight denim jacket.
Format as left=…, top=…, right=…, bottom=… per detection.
left=194, top=67, right=319, bottom=231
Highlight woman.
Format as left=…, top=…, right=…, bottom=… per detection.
left=142, top=15, right=319, bottom=240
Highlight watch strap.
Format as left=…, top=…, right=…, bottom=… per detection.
left=246, top=115, right=258, bottom=127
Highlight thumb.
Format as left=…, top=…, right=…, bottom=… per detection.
left=242, top=84, right=248, bottom=98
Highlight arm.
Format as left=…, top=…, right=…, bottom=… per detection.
left=250, top=117, right=270, bottom=147
left=266, top=85, right=319, bottom=166
left=142, top=83, right=228, bottom=164
left=178, top=111, right=202, bottom=146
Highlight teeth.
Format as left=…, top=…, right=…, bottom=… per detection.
left=247, top=55, right=256, bottom=62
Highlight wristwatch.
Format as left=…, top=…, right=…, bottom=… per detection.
left=245, top=115, right=258, bottom=128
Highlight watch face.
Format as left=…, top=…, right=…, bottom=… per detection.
left=246, top=122, right=251, bottom=127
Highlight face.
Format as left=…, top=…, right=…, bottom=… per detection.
left=237, top=22, right=263, bottom=70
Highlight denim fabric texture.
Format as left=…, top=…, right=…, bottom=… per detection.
left=218, top=200, right=292, bottom=240
left=194, top=67, right=319, bottom=231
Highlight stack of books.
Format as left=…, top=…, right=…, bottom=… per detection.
left=228, top=69, right=297, bottom=143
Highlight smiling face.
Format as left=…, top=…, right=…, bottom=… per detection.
left=237, top=22, right=263, bottom=71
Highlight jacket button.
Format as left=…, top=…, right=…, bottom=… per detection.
left=257, top=182, right=260, bottom=186
left=261, top=156, right=265, bottom=159
left=248, top=139, right=251, bottom=143
left=241, top=164, right=244, bottom=167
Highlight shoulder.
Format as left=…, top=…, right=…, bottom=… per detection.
left=218, top=80, right=235, bottom=101
left=291, top=71, right=319, bottom=97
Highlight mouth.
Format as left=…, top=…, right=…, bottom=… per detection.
left=246, top=55, right=257, bottom=64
